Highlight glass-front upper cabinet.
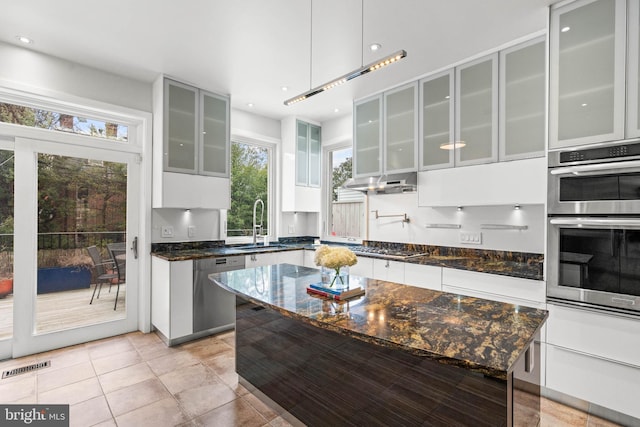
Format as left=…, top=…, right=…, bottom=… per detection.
left=549, top=0, right=626, bottom=149
left=384, top=82, right=418, bottom=173
left=499, top=37, right=546, bottom=160
left=455, top=54, right=498, bottom=166
left=420, top=70, right=455, bottom=170
left=354, top=95, right=383, bottom=177
left=200, top=91, right=229, bottom=177
left=165, top=80, right=198, bottom=173
left=296, top=120, right=321, bottom=187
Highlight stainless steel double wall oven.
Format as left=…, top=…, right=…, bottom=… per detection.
left=548, top=141, right=640, bottom=314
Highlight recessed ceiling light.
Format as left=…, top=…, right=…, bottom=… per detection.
left=561, top=26, right=571, bottom=33
left=247, top=103, right=254, bottom=107
left=281, top=86, right=288, bottom=91
left=16, top=35, right=33, bottom=44
left=369, top=43, right=381, bottom=51
left=334, top=108, right=340, bottom=113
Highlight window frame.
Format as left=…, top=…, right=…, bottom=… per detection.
left=322, top=141, right=366, bottom=244
left=223, top=135, right=275, bottom=245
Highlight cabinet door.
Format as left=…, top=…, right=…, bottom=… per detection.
left=164, top=79, right=198, bottom=173
left=549, top=0, right=626, bottom=149
left=420, top=70, right=455, bottom=170
left=278, top=250, right=304, bottom=266
left=245, top=252, right=279, bottom=268
left=308, top=124, right=321, bottom=187
left=371, top=259, right=405, bottom=283
left=200, top=91, right=229, bottom=177
left=354, top=95, right=383, bottom=177
left=384, top=82, right=418, bottom=173
left=296, top=121, right=309, bottom=186
left=628, top=0, right=640, bottom=138
left=455, top=54, right=498, bottom=166
left=404, top=263, right=441, bottom=291
left=350, top=256, right=373, bottom=278
left=499, top=37, right=546, bottom=160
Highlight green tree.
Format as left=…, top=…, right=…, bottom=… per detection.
left=228, top=143, right=268, bottom=236
left=332, top=156, right=352, bottom=201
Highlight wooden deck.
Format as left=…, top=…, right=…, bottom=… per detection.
left=0, top=283, right=125, bottom=339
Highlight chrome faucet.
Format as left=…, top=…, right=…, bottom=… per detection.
left=252, top=198, right=264, bottom=245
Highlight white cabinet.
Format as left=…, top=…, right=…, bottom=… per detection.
left=278, top=249, right=304, bottom=266
left=384, top=82, right=418, bottom=173
left=303, top=249, right=317, bottom=268
left=420, top=70, right=455, bottom=170
left=354, top=95, right=383, bottom=177
left=455, top=54, right=499, bottom=166
left=549, top=0, right=626, bottom=149
left=281, top=117, right=321, bottom=212
left=371, top=258, right=405, bottom=283
left=441, top=268, right=546, bottom=309
left=245, top=252, right=280, bottom=268
left=403, top=263, right=442, bottom=291
left=499, top=37, right=546, bottom=160
left=151, top=257, right=193, bottom=343
left=417, top=156, right=546, bottom=206
left=628, top=0, right=640, bottom=138
left=152, top=77, right=230, bottom=208
left=350, top=255, right=373, bottom=278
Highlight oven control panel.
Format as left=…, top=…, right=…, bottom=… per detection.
left=559, top=142, right=640, bottom=164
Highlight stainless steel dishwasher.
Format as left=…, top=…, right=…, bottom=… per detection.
left=193, top=256, right=245, bottom=335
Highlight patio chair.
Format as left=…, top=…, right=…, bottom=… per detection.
left=107, top=243, right=126, bottom=311
left=87, top=245, right=118, bottom=306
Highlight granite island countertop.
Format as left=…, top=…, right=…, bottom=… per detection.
left=210, top=263, right=548, bottom=380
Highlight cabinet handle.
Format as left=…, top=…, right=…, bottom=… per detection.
left=385, top=260, right=390, bottom=268
left=525, top=344, right=534, bottom=373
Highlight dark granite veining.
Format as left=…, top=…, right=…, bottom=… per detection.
left=210, top=263, right=548, bottom=380
left=277, top=236, right=318, bottom=244
left=151, top=240, right=225, bottom=253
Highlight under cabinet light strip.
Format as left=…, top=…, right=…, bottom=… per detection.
left=284, top=50, right=407, bottom=106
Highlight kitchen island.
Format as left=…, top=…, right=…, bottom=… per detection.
left=210, top=263, right=547, bottom=426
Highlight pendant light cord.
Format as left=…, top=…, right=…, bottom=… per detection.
left=310, top=0, right=313, bottom=89
left=361, top=0, right=364, bottom=67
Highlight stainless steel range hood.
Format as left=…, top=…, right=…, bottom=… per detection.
left=342, top=172, right=417, bottom=194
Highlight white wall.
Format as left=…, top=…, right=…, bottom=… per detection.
left=231, top=108, right=281, bottom=141
left=0, top=42, right=151, bottom=112
left=367, top=192, right=544, bottom=253
left=322, top=114, right=352, bottom=146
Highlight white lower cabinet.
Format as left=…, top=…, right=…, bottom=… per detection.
left=350, top=256, right=373, bottom=278
left=441, top=268, right=546, bottom=309
left=151, top=257, right=193, bottom=342
left=545, top=303, right=640, bottom=419
left=546, top=344, right=640, bottom=420
left=403, top=263, right=442, bottom=291
left=303, top=249, right=317, bottom=268
left=371, top=259, right=405, bottom=283
left=279, top=249, right=304, bottom=266
left=245, top=252, right=280, bottom=268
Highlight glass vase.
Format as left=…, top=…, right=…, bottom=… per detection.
left=321, top=266, right=350, bottom=290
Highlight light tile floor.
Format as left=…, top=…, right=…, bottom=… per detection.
left=0, top=331, right=623, bottom=427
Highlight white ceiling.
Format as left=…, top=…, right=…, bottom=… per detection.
left=0, top=0, right=553, bottom=123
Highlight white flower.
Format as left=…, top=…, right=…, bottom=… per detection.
left=314, top=245, right=357, bottom=270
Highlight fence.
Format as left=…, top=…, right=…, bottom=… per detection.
left=331, top=201, right=364, bottom=238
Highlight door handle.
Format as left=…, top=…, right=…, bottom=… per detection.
left=131, top=236, right=138, bottom=259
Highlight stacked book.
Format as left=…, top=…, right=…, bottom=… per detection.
left=306, top=283, right=365, bottom=302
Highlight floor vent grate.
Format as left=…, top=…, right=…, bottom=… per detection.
left=2, top=361, right=51, bottom=379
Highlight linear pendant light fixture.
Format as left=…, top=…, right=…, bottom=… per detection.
left=284, top=0, right=407, bottom=106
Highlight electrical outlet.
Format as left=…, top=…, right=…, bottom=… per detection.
left=459, top=231, right=482, bottom=245
left=161, top=226, right=174, bottom=237
left=288, top=225, right=295, bottom=234
left=188, top=226, right=196, bottom=237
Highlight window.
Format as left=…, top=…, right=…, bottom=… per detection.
left=0, top=102, right=129, bottom=142
left=325, top=145, right=365, bottom=241
left=226, top=140, right=272, bottom=241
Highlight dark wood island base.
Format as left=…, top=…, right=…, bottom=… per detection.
left=236, top=298, right=541, bottom=427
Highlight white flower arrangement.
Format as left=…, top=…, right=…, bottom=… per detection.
left=314, top=245, right=357, bottom=287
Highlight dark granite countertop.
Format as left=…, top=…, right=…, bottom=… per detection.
left=152, top=240, right=543, bottom=281
left=210, top=264, right=547, bottom=380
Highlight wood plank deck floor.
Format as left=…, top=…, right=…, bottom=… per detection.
left=0, top=283, right=125, bottom=338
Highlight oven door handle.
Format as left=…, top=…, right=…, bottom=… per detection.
left=549, top=218, right=640, bottom=229
left=549, top=159, right=640, bottom=176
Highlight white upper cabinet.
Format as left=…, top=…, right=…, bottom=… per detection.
left=384, top=82, right=418, bottom=173
left=420, top=70, right=455, bottom=170
left=354, top=95, right=383, bottom=177
left=499, top=37, right=546, bottom=160
left=153, top=77, right=230, bottom=208
left=549, top=0, right=626, bottom=149
left=455, top=53, right=499, bottom=166
left=628, top=0, right=640, bottom=138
